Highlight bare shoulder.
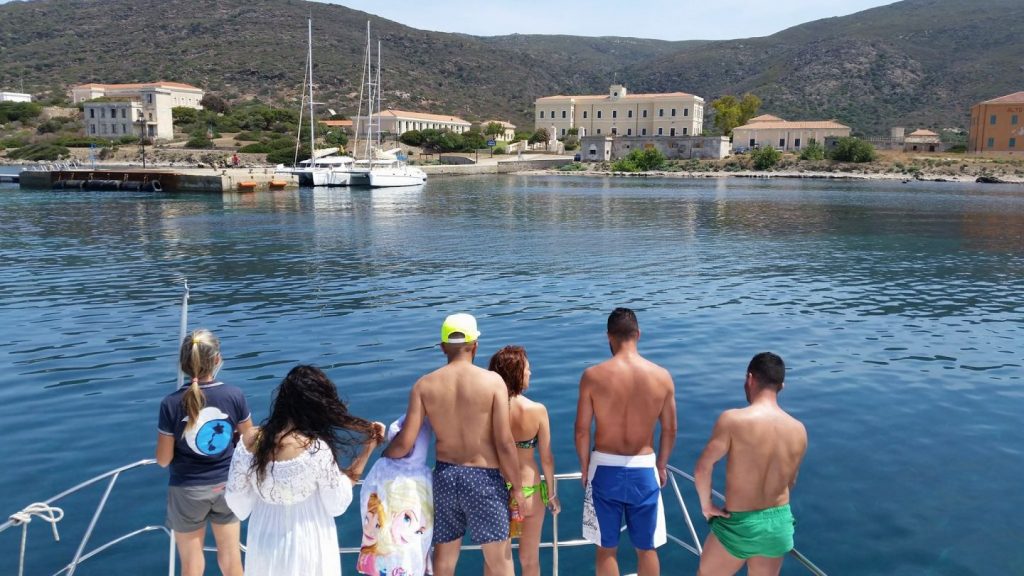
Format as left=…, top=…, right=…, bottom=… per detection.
left=241, top=427, right=261, bottom=451
left=523, top=396, right=548, bottom=416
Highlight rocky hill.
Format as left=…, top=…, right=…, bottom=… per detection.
left=0, top=0, right=1021, bottom=135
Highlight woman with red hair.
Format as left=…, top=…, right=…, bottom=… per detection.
left=488, top=346, right=560, bottom=576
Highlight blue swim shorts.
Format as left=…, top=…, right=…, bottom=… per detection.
left=432, top=460, right=509, bottom=545
left=582, top=451, right=666, bottom=550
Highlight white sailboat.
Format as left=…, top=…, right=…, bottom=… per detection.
left=277, top=19, right=359, bottom=187
left=355, top=23, right=427, bottom=188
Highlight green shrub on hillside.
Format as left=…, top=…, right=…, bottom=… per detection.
left=400, top=130, right=423, bottom=146
left=186, top=133, right=214, bottom=149
left=7, top=143, right=69, bottom=161
left=611, top=148, right=667, bottom=172
left=0, top=102, right=43, bottom=123
left=266, top=144, right=310, bottom=165
left=829, top=137, right=876, bottom=163
left=752, top=145, right=782, bottom=170
left=493, top=143, right=507, bottom=155
left=799, top=139, right=826, bottom=161
left=238, top=143, right=272, bottom=153
left=55, top=136, right=112, bottom=148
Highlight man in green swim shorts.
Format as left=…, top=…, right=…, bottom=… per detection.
left=694, top=352, right=808, bottom=576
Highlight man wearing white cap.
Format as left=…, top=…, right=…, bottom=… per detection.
left=385, top=313, right=525, bottom=576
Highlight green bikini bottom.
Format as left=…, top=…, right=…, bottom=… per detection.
left=709, top=504, right=795, bottom=559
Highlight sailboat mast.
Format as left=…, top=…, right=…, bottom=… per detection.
left=376, top=40, right=382, bottom=149
left=308, top=18, right=316, bottom=169
left=354, top=20, right=368, bottom=159
left=363, top=21, right=374, bottom=161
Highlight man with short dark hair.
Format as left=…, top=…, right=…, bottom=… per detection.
left=694, top=352, right=808, bottom=576
left=575, top=307, right=677, bottom=576
left=385, top=313, right=525, bottom=576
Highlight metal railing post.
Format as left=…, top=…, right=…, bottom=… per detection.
left=551, top=476, right=559, bottom=576
left=668, top=472, right=702, bottom=555
left=66, top=472, right=119, bottom=576
left=169, top=530, right=176, bottom=576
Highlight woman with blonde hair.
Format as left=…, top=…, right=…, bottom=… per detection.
left=489, top=345, right=560, bottom=576
left=226, top=364, right=384, bottom=576
left=156, top=329, right=252, bottom=576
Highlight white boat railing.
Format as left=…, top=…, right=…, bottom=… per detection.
left=1, top=460, right=827, bottom=576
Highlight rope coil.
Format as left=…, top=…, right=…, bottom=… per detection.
left=10, top=503, right=64, bottom=576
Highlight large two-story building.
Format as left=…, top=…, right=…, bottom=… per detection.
left=534, top=84, right=704, bottom=139
left=355, top=109, right=472, bottom=137
left=969, top=91, right=1024, bottom=153
left=70, top=82, right=204, bottom=141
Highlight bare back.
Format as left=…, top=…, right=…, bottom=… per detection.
left=723, top=405, right=807, bottom=511
left=418, top=361, right=507, bottom=467
left=583, top=352, right=674, bottom=455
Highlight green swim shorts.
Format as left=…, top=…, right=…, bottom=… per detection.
left=709, top=504, right=795, bottom=559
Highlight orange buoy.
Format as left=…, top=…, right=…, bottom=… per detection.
left=268, top=180, right=288, bottom=189
left=238, top=181, right=258, bottom=191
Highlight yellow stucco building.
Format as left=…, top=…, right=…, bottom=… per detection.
left=534, top=84, right=704, bottom=139
left=969, top=91, right=1024, bottom=153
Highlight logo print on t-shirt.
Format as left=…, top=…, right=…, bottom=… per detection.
left=183, top=407, right=234, bottom=456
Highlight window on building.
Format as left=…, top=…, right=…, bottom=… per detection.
left=100, top=109, right=106, bottom=119
left=123, top=123, right=128, bottom=134
left=659, top=109, right=664, bottom=117
left=550, top=111, right=555, bottom=118
left=627, top=128, right=632, bottom=136
left=684, top=108, right=689, bottom=117
left=1013, top=115, right=1019, bottom=125
left=670, top=128, right=676, bottom=136
left=683, top=128, right=688, bottom=135
left=611, top=128, right=617, bottom=135
left=990, top=115, right=997, bottom=125
left=111, top=108, right=116, bottom=118
left=597, top=111, right=602, bottom=119
left=540, top=111, right=545, bottom=118
left=90, top=125, right=96, bottom=134
left=583, top=111, right=588, bottom=119
left=779, top=138, right=786, bottom=147
left=101, top=125, right=107, bottom=134
left=795, top=138, right=801, bottom=148
left=658, top=127, right=663, bottom=135
left=121, top=109, right=126, bottom=119
left=148, top=113, right=153, bottom=121
left=628, top=110, right=633, bottom=118
left=89, top=109, right=95, bottom=118
left=612, top=110, right=617, bottom=119
left=671, top=108, right=676, bottom=117
left=641, top=128, right=647, bottom=136
left=749, top=139, right=756, bottom=147
left=1011, top=138, right=1018, bottom=148
left=597, top=128, right=602, bottom=134
left=562, top=110, right=566, bottom=119
left=642, top=110, right=648, bottom=118
left=987, top=137, right=995, bottom=148
left=561, top=128, right=566, bottom=136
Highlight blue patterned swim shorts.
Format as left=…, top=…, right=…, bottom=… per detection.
left=432, top=460, right=509, bottom=545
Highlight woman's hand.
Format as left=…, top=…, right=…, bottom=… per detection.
left=547, top=495, right=561, bottom=515
left=370, top=421, right=386, bottom=446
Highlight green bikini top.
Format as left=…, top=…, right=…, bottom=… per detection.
left=515, top=436, right=538, bottom=449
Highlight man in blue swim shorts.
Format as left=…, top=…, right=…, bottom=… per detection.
left=575, top=308, right=678, bottom=576
left=385, top=313, right=526, bottom=576
left=694, top=352, right=808, bottom=576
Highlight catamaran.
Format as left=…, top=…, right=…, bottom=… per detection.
left=276, top=19, right=362, bottom=187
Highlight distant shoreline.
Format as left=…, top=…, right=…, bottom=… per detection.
left=516, top=168, right=1024, bottom=184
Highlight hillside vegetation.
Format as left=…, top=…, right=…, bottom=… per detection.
left=0, top=0, right=1021, bottom=135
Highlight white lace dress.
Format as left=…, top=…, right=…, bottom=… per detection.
left=225, top=439, right=353, bottom=576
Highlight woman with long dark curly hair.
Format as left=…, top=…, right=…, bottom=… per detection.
left=226, top=365, right=384, bottom=576
left=488, top=346, right=560, bottom=576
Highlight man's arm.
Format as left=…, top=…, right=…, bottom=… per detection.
left=574, top=369, right=594, bottom=487
left=655, top=372, right=678, bottom=487
left=694, top=412, right=731, bottom=520
left=382, top=381, right=425, bottom=459
left=489, top=377, right=524, bottom=505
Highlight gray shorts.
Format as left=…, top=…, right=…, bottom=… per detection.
left=166, top=483, right=238, bottom=533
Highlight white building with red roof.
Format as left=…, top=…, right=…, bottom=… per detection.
left=70, top=81, right=204, bottom=141
left=732, top=114, right=851, bottom=152
left=354, top=109, right=472, bottom=137
left=534, top=84, right=704, bottom=139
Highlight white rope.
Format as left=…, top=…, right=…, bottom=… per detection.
left=9, top=502, right=64, bottom=576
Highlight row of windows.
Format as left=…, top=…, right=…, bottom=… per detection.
left=989, top=114, right=1020, bottom=125
left=593, top=127, right=691, bottom=136
left=88, top=123, right=134, bottom=135
left=540, top=107, right=692, bottom=119
left=985, top=137, right=1018, bottom=148
left=88, top=107, right=132, bottom=119
left=747, top=138, right=806, bottom=148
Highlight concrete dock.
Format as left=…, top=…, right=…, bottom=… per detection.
left=18, top=167, right=296, bottom=193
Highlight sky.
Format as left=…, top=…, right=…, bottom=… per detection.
left=324, top=0, right=901, bottom=41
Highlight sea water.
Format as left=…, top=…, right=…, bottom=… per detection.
left=1, top=173, right=1022, bottom=575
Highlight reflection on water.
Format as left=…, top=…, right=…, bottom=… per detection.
left=1, top=176, right=1023, bottom=575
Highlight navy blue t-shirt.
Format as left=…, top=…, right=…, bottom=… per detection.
left=158, top=382, right=251, bottom=486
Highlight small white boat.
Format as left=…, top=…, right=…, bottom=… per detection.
left=280, top=148, right=363, bottom=187
left=365, top=148, right=427, bottom=188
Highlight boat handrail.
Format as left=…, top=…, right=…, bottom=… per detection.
left=1, top=460, right=827, bottom=576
